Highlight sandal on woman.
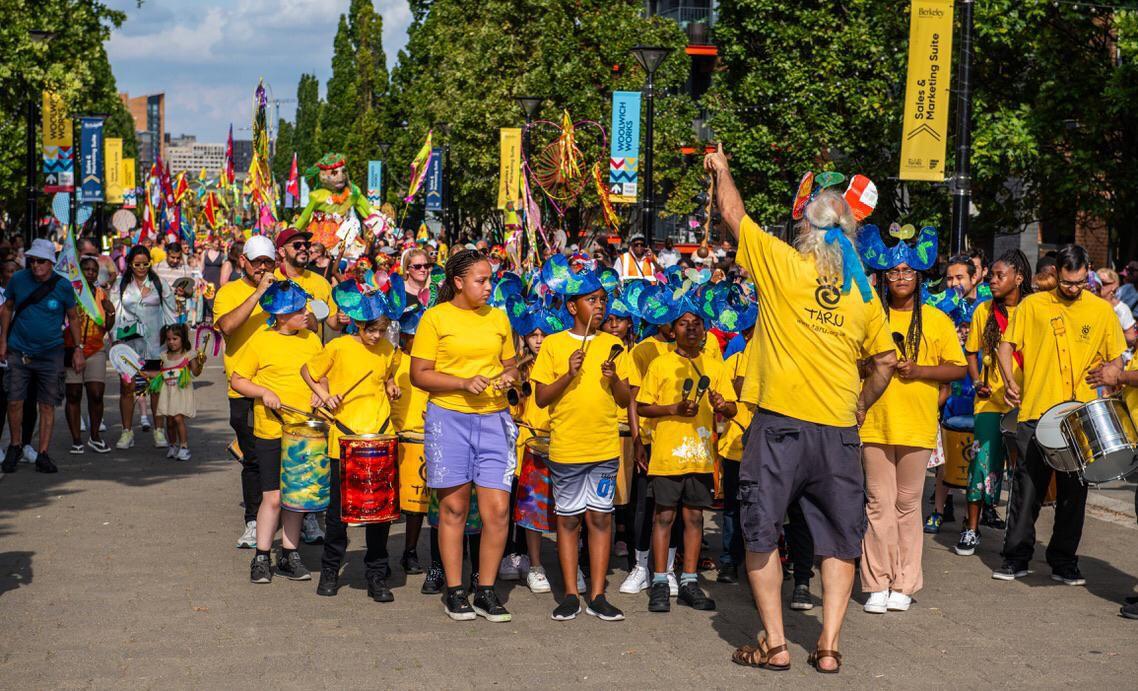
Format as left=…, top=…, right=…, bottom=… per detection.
left=731, top=633, right=790, bottom=671
left=808, top=649, right=842, bottom=674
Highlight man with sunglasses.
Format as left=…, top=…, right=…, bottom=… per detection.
left=214, top=236, right=278, bottom=547
left=272, top=229, right=342, bottom=334
left=0, top=239, right=86, bottom=474
left=994, top=244, right=1126, bottom=586
left=615, top=234, right=660, bottom=283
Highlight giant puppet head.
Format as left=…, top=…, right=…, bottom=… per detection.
left=315, top=153, right=349, bottom=193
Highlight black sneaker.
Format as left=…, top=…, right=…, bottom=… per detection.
left=942, top=498, right=956, bottom=523
left=316, top=567, right=339, bottom=596
left=250, top=554, right=273, bottom=584
left=367, top=573, right=395, bottom=602
left=648, top=581, right=671, bottom=612
left=401, top=550, right=424, bottom=575
left=1122, top=601, right=1138, bottom=620
left=677, top=581, right=716, bottom=611
left=716, top=564, right=738, bottom=584
left=472, top=587, right=512, bottom=622
left=981, top=505, right=1006, bottom=530
left=1, top=445, right=19, bottom=473
left=992, top=561, right=1029, bottom=581
left=551, top=594, right=581, bottom=621
left=790, top=583, right=814, bottom=611
left=35, top=452, right=58, bottom=474
left=1125, top=595, right=1138, bottom=605
left=444, top=588, right=476, bottom=621
left=421, top=564, right=445, bottom=595
left=276, top=551, right=311, bottom=581
left=586, top=594, right=625, bottom=621
left=954, top=529, right=980, bottom=556
left=1051, top=565, right=1086, bottom=586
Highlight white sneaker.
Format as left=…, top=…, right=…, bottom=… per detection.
left=577, top=568, right=587, bottom=593
left=176, top=446, right=191, bottom=462
left=498, top=553, right=523, bottom=581
left=140, top=414, right=152, bottom=432
left=886, top=591, right=912, bottom=611
left=236, top=520, right=257, bottom=549
left=527, top=566, right=552, bottom=593
left=301, top=513, right=325, bottom=544
left=99, top=421, right=107, bottom=432
left=116, top=429, right=135, bottom=449
left=21, top=445, right=37, bottom=464
left=864, top=589, right=890, bottom=614
left=667, top=572, right=679, bottom=597
left=619, top=565, right=650, bottom=594
left=166, top=445, right=177, bottom=459
left=153, top=429, right=169, bottom=448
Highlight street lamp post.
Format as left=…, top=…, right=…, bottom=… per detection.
left=630, top=45, right=671, bottom=245
left=24, top=29, right=55, bottom=244
left=515, top=96, right=544, bottom=257
left=378, top=140, right=391, bottom=208
left=950, top=0, right=975, bottom=254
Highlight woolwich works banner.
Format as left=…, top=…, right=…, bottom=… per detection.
left=899, top=0, right=954, bottom=182
left=42, top=91, right=74, bottom=193
left=608, top=90, right=641, bottom=203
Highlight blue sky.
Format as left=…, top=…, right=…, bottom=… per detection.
left=105, top=0, right=412, bottom=143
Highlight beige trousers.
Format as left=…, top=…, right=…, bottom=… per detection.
left=860, top=444, right=931, bottom=595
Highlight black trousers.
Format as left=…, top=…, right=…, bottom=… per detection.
left=321, top=457, right=391, bottom=578
left=228, top=397, right=261, bottom=523
left=785, top=499, right=815, bottom=585
left=1001, top=420, right=1087, bottom=570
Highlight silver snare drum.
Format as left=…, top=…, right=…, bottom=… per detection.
left=1036, top=402, right=1083, bottom=474
left=1059, top=397, right=1138, bottom=484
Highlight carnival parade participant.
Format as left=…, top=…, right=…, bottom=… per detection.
left=303, top=280, right=402, bottom=602
left=410, top=249, right=520, bottom=622
left=857, top=225, right=966, bottom=613
left=707, top=145, right=896, bottom=673
left=64, top=255, right=115, bottom=455
left=956, top=250, right=1032, bottom=556
left=154, top=323, right=205, bottom=461
left=636, top=286, right=736, bottom=614
left=230, top=280, right=325, bottom=584
left=273, top=227, right=341, bottom=334
left=995, top=245, right=1126, bottom=585
left=214, top=236, right=276, bottom=548
left=531, top=257, right=631, bottom=622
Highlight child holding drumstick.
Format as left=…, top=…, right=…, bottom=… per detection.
left=301, top=279, right=402, bottom=603
left=230, top=280, right=324, bottom=585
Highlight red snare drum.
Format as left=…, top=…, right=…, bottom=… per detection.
left=339, top=434, right=400, bottom=525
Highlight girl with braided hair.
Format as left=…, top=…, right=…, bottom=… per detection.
left=857, top=226, right=967, bottom=614
left=955, top=249, right=1032, bottom=556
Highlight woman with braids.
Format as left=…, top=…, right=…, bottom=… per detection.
left=955, top=250, right=1032, bottom=556
left=857, top=226, right=967, bottom=614
left=410, top=248, right=520, bottom=623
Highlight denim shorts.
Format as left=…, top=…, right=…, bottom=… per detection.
left=4, top=347, right=65, bottom=406
left=424, top=403, right=517, bottom=492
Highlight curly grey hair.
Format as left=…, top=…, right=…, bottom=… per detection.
left=792, top=189, right=858, bottom=279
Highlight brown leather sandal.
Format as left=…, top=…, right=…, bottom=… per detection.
left=731, top=634, right=790, bottom=671
left=808, top=649, right=842, bottom=674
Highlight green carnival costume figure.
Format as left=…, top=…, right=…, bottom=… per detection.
left=295, top=153, right=392, bottom=250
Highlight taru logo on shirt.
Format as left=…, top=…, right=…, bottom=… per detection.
left=804, top=276, right=845, bottom=328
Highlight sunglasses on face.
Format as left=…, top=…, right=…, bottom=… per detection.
left=288, top=241, right=309, bottom=250
left=409, top=262, right=431, bottom=270
left=247, top=258, right=275, bottom=268
left=132, top=261, right=151, bottom=269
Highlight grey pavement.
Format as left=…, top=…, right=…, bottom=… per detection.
left=2, top=362, right=1138, bottom=688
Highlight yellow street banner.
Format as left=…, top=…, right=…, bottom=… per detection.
left=899, top=0, right=954, bottom=181
left=105, top=138, right=124, bottom=203
left=497, top=128, right=522, bottom=210
left=122, top=158, right=137, bottom=208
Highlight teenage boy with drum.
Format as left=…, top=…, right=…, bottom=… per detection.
left=994, top=245, right=1125, bottom=586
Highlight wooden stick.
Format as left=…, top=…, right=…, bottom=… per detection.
left=513, top=421, right=551, bottom=434
left=338, top=371, right=371, bottom=401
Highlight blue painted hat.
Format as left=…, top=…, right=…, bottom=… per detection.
left=505, top=293, right=570, bottom=336
left=857, top=224, right=939, bottom=272
left=541, top=254, right=604, bottom=298
left=259, top=280, right=311, bottom=324
left=714, top=302, right=758, bottom=333
left=399, top=304, right=424, bottom=335
left=491, top=272, right=525, bottom=308
left=332, top=275, right=406, bottom=322
left=636, top=282, right=717, bottom=327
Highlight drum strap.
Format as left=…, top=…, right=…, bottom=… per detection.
left=1049, top=305, right=1076, bottom=400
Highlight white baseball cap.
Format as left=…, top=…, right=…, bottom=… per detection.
left=243, top=235, right=276, bottom=261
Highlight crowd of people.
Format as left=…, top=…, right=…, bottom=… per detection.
left=3, top=144, right=1138, bottom=673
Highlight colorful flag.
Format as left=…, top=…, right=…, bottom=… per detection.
left=220, top=124, right=235, bottom=186
left=404, top=129, right=433, bottom=202
left=173, top=172, right=189, bottom=204
left=285, top=153, right=300, bottom=208
left=54, top=225, right=103, bottom=326
left=204, top=192, right=219, bottom=228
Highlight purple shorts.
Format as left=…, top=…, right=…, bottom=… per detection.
left=424, top=403, right=517, bottom=492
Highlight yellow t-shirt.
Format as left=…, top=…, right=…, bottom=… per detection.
left=739, top=337, right=759, bottom=405
left=964, top=301, right=1023, bottom=415
left=391, top=350, right=429, bottom=436
left=636, top=349, right=737, bottom=475
left=230, top=328, right=324, bottom=439
left=304, top=336, right=398, bottom=458
left=515, top=392, right=553, bottom=474
left=274, top=267, right=338, bottom=320
left=628, top=336, right=671, bottom=443
left=1123, top=357, right=1138, bottom=429
left=717, top=351, right=752, bottom=461
left=1003, top=289, right=1127, bottom=421
left=736, top=216, right=893, bottom=427
left=213, top=278, right=269, bottom=398
left=860, top=308, right=967, bottom=448
left=410, top=302, right=516, bottom=414
left=530, top=331, right=629, bottom=464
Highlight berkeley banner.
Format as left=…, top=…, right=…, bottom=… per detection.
left=42, top=91, right=74, bottom=193
left=79, top=117, right=105, bottom=203
left=899, top=0, right=954, bottom=181
left=608, top=90, right=641, bottom=204
left=425, top=148, right=443, bottom=211
left=105, top=138, right=124, bottom=204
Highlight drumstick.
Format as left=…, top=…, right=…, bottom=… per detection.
left=579, top=316, right=597, bottom=355
left=339, top=372, right=371, bottom=400
left=514, top=421, right=551, bottom=434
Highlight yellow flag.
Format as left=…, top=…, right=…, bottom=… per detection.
left=105, top=138, right=124, bottom=203
left=497, top=128, right=522, bottom=210
left=898, top=0, right=954, bottom=181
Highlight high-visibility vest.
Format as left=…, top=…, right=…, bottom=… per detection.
left=619, top=252, right=655, bottom=282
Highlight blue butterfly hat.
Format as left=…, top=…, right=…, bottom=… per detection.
left=635, top=281, right=718, bottom=328
left=259, top=280, right=311, bottom=326
left=541, top=254, right=605, bottom=299
left=332, top=274, right=407, bottom=323
left=857, top=223, right=939, bottom=273
left=504, top=293, right=570, bottom=337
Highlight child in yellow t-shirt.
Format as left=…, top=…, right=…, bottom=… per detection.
left=301, top=279, right=402, bottom=602
left=230, top=280, right=324, bottom=585
left=601, top=294, right=637, bottom=561
left=637, top=306, right=736, bottom=614
left=531, top=265, right=631, bottom=622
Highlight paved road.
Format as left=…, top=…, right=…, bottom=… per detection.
left=2, top=362, right=1137, bottom=688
